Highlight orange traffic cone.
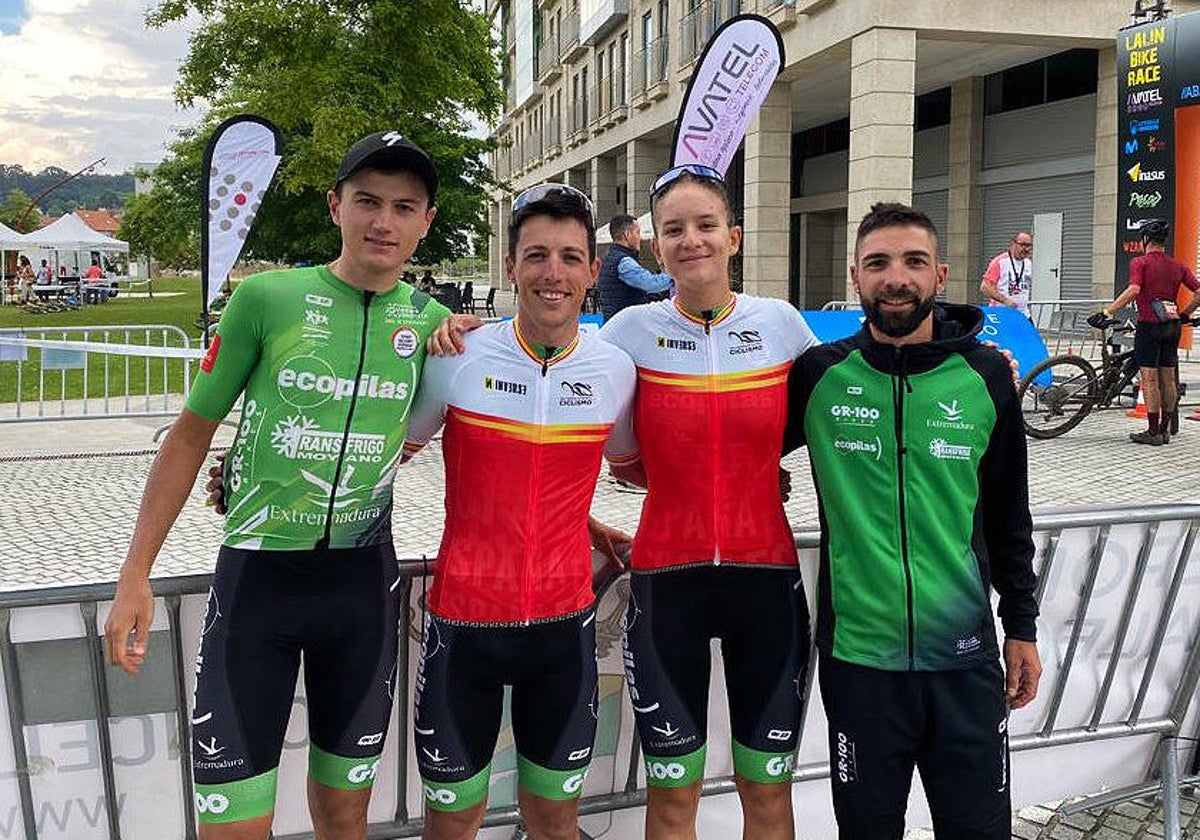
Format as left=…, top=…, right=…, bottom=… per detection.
left=1127, top=386, right=1147, bottom=419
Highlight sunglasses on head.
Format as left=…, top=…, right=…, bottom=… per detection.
left=512, top=183, right=595, bottom=225
left=649, top=164, right=724, bottom=200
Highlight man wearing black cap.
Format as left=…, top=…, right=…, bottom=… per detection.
left=106, top=131, right=453, bottom=839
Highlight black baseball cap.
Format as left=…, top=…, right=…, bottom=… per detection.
left=335, top=131, right=438, bottom=202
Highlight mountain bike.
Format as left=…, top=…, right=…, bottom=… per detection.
left=1017, top=316, right=1198, bottom=438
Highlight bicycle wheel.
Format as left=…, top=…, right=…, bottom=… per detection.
left=1017, top=355, right=1098, bottom=439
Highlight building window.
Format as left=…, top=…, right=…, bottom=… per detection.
left=915, top=87, right=951, bottom=131
left=984, top=48, right=1099, bottom=115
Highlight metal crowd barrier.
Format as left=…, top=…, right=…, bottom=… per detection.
left=1, top=504, right=1199, bottom=839
left=0, top=325, right=197, bottom=423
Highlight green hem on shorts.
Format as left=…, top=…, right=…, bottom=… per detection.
left=643, top=745, right=706, bottom=788
left=731, top=739, right=796, bottom=784
left=516, top=754, right=591, bottom=800
left=421, top=763, right=491, bottom=812
left=194, top=768, right=277, bottom=824
left=309, top=744, right=382, bottom=791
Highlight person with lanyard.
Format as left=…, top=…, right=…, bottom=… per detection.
left=598, top=213, right=672, bottom=321
left=401, top=183, right=638, bottom=840
left=1092, top=218, right=1200, bottom=445
left=600, top=165, right=818, bottom=840
left=980, top=232, right=1033, bottom=316
left=785, top=202, right=1041, bottom=839
left=106, top=131, right=459, bottom=839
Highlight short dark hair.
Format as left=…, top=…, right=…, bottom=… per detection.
left=649, top=171, right=735, bottom=232
left=608, top=214, right=637, bottom=241
left=855, top=202, right=939, bottom=258
left=508, top=189, right=597, bottom=261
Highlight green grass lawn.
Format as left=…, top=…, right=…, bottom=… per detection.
left=0, top=278, right=209, bottom=405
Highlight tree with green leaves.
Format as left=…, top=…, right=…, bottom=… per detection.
left=0, top=189, right=38, bottom=232
left=142, top=0, right=502, bottom=266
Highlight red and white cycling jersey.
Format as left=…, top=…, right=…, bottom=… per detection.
left=601, top=294, right=818, bottom=572
left=405, top=319, right=638, bottom=624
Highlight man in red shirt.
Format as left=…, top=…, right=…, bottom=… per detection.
left=1098, top=219, right=1199, bottom=444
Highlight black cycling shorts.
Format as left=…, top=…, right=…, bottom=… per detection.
left=190, top=545, right=400, bottom=824
left=1134, top=319, right=1182, bottom=368
left=819, top=654, right=1010, bottom=840
left=414, top=609, right=598, bottom=812
left=623, top=565, right=810, bottom=787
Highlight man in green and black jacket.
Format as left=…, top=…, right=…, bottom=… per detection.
left=784, top=202, right=1041, bottom=839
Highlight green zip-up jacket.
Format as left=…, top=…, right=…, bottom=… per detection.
left=783, top=304, right=1038, bottom=671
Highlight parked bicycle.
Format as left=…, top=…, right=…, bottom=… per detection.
left=1018, top=315, right=1199, bottom=438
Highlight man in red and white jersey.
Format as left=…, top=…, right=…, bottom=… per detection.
left=402, top=183, right=638, bottom=840
left=602, top=165, right=819, bottom=840
left=980, top=232, right=1033, bottom=316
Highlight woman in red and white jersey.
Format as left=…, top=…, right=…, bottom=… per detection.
left=599, top=166, right=818, bottom=840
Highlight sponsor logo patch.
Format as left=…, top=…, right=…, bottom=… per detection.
left=200, top=335, right=221, bottom=373
left=391, top=326, right=419, bottom=358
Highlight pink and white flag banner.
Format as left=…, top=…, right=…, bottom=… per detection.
left=670, top=15, right=785, bottom=175
left=201, top=115, right=282, bottom=314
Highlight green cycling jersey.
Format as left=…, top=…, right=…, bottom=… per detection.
left=186, top=266, right=449, bottom=550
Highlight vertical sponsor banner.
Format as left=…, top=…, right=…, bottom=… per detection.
left=669, top=15, right=784, bottom=175
left=200, top=115, right=282, bottom=345
left=1173, top=11, right=1200, bottom=349
left=1116, top=17, right=1176, bottom=288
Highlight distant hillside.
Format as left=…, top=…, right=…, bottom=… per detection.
left=0, top=164, right=136, bottom=216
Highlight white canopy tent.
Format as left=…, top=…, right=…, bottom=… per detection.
left=1, top=222, right=28, bottom=302
left=20, top=212, right=129, bottom=278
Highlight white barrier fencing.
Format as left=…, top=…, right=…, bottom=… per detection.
left=1, top=504, right=1198, bottom=839
left=0, top=327, right=201, bottom=423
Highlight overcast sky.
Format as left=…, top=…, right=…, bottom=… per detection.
left=0, top=0, right=197, bottom=174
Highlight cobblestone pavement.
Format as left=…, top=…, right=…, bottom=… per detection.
left=0, top=376, right=1197, bottom=838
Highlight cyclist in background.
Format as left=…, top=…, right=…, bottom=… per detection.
left=106, top=132, right=451, bottom=839
left=1095, top=219, right=1199, bottom=445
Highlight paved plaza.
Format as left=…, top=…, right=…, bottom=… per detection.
left=0, top=365, right=1197, bottom=839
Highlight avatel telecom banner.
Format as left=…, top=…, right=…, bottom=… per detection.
left=200, top=115, right=282, bottom=321
left=670, top=14, right=784, bottom=175
left=1116, top=11, right=1200, bottom=289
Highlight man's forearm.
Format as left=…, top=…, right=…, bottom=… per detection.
left=123, top=410, right=220, bottom=578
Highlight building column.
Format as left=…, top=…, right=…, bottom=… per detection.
left=591, top=155, right=619, bottom=224
left=945, top=76, right=984, bottom=303
left=497, top=200, right=513, bottom=290
left=626, top=137, right=668, bottom=220
left=846, top=28, right=916, bottom=291
left=488, top=200, right=504, bottom=290
left=742, top=80, right=792, bottom=300
left=1092, top=45, right=1118, bottom=299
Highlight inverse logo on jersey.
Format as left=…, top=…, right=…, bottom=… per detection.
left=560, top=381, right=595, bottom=406
left=483, top=375, right=528, bottom=396
left=655, top=336, right=698, bottom=352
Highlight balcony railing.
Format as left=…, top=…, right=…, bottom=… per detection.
left=538, top=34, right=561, bottom=81
left=542, top=115, right=562, bottom=154
left=570, top=97, right=588, bottom=139
left=631, top=38, right=669, bottom=98
left=679, top=0, right=741, bottom=66
left=561, top=10, right=584, bottom=60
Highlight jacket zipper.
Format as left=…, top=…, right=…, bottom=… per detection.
left=522, top=346, right=554, bottom=622
left=892, top=346, right=916, bottom=670
left=702, top=310, right=721, bottom=566
left=318, top=290, right=374, bottom=550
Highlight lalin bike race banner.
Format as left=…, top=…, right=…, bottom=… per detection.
left=669, top=14, right=784, bottom=175
left=200, top=115, right=282, bottom=338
